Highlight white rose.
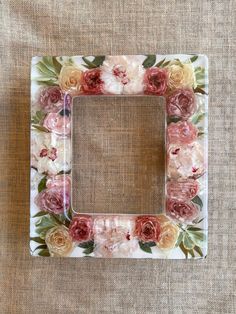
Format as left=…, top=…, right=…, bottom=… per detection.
left=101, top=55, right=145, bottom=94
left=31, top=130, right=71, bottom=174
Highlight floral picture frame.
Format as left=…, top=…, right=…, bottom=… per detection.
left=30, top=54, right=208, bottom=259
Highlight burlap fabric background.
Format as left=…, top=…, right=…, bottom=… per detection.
left=0, top=0, right=235, bottom=313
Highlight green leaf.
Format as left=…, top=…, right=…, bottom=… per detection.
left=32, top=124, right=50, bottom=132
left=155, top=58, right=166, bottom=67
left=179, top=242, right=188, bottom=258
left=175, top=231, right=184, bottom=247
left=187, top=231, right=206, bottom=248
left=192, top=195, right=203, bottom=209
left=183, top=233, right=195, bottom=250
left=31, top=111, right=46, bottom=124
left=191, top=112, right=205, bottom=125
left=38, top=176, right=47, bottom=193
left=195, top=217, right=205, bottom=224
left=138, top=241, right=153, bottom=254
left=83, top=246, right=94, bottom=255
left=194, top=245, right=203, bottom=257
left=78, top=241, right=94, bottom=255
left=34, top=78, right=58, bottom=86
left=187, top=226, right=203, bottom=232
left=37, top=61, right=57, bottom=78
left=32, top=211, right=48, bottom=218
left=78, top=240, right=94, bottom=249
left=34, top=244, right=48, bottom=251
left=167, top=116, right=182, bottom=124
left=35, top=215, right=58, bottom=237
left=82, top=56, right=105, bottom=69
left=142, top=55, right=156, bottom=68
left=30, top=236, right=46, bottom=244
left=92, top=56, right=105, bottom=67
left=194, top=87, right=208, bottom=95
left=188, top=249, right=195, bottom=257
left=38, top=249, right=50, bottom=257
left=52, top=56, right=62, bottom=75
left=190, top=55, right=198, bottom=63
left=162, top=60, right=171, bottom=67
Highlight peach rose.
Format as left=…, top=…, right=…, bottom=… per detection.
left=167, top=121, right=198, bottom=144
left=166, top=179, right=199, bottom=201
left=167, top=61, right=195, bottom=90
left=59, top=66, right=82, bottom=95
left=43, top=113, right=71, bottom=136
left=167, top=143, right=205, bottom=179
left=45, top=226, right=74, bottom=257
left=157, top=221, right=179, bottom=250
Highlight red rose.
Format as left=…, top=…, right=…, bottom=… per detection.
left=81, top=69, right=103, bottom=94
left=144, top=68, right=168, bottom=95
left=39, top=86, right=64, bottom=113
left=69, top=215, right=93, bottom=242
left=167, top=121, right=198, bottom=144
left=134, top=216, right=161, bottom=242
left=35, top=187, right=70, bottom=214
left=166, top=88, right=196, bottom=119
left=166, top=198, right=200, bottom=224
left=166, top=179, right=199, bottom=201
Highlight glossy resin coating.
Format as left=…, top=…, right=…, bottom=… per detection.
left=30, top=54, right=208, bottom=258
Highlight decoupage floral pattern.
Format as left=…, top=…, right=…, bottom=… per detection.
left=30, top=54, right=208, bottom=258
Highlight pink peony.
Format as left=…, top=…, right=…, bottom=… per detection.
left=46, top=174, right=71, bottom=190
left=166, top=198, right=200, bottom=224
left=144, top=67, right=168, bottom=95
left=166, top=179, right=199, bottom=201
left=81, top=69, right=104, bottom=94
left=35, top=187, right=70, bottom=214
left=69, top=215, right=93, bottom=242
left=39, top=86, right=64, bottom=113
left=43, top=113, right=71, bottom=136
left=134, top=216, right=161, bottom=242
left=167, top=143, right=205, bottom=179
left=167, top=121, right=198, bottom=144
left=166, top=88, right=196, bottom=119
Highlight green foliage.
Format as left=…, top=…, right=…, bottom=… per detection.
left=82, top=56, right=105, bottom=69
left=38, top=176, right=47, bottom=193
left=34, top=56, right=62, bottom=86
left=138, top=241, right=156, bottom=254
left=78, top=240, right=95, bottom=255
left=192, top=195, right=203, bottom=209
left=142, top=55, right=156, bottom=68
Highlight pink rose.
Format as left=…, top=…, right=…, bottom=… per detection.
left=144, top=68, right=168, bottom=95
left=167, top=143, right=205, bottom=179
left=81, top=69, right=104, bottom=94
left=166, top=88, right=196, bottom=119
left=43, top=113, right=71, bottom=136
left=69, top=215, right=93, bottom=242
left=166, top=198, right=200, bottom=223
left=46, top=174, right=71, bottom=190
left=166, top=179, right=199, bottom=201
left=167, top=121, right=198, bottom=144
left=134, top=216, right=161, bottom=242
left=39, top=86, right=64, bottom=113
left=35, top=187, right=70, bottom=214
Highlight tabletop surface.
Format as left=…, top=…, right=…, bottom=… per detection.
left=0, top=1, right=235, bottom=313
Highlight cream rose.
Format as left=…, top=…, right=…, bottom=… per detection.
left=157, top=220, right=180, bottom=250
left=45, top=226, right=74, bottom=257
left=59, top=66, right=82, bottom=95
left=167, top=61, right=195, bottom=90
